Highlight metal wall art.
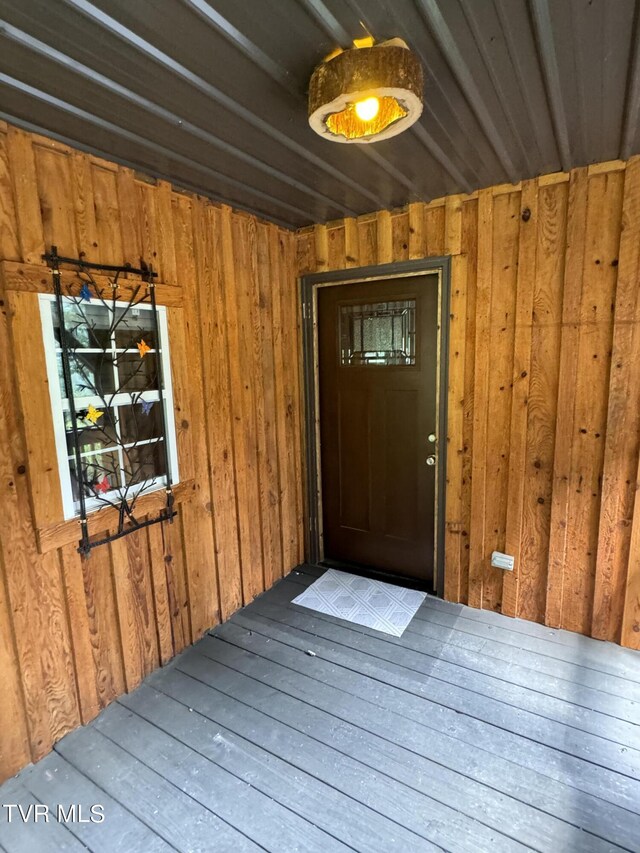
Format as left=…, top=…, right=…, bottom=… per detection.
left=43, top=246, right=175, bottom=556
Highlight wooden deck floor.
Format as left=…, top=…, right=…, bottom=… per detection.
left=2, top=564, right=640, bottom=853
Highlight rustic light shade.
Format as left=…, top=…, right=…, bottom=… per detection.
left=308, top=38, right=423, bottom=144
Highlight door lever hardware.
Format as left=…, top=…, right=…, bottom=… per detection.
left=426, top=455, right=436, bottom=466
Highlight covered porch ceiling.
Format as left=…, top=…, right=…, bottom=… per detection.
left=0, top=0, right=638, bottom=228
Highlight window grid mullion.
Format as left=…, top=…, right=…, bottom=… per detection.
left=109, top=312, right=126, bottom=492
left=67, top=435, right=164, bottom=462
left=118, top=444, right=127, bottom=492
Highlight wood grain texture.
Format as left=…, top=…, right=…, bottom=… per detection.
left=546, top=169, right=590, bottom=628
left=0, top=534, right=30, bottom=780
left=425, top=204, right=445, bottom=256
left=255, top=222, right=284, bottom=586
left=469, top=189, right=494, bottom=609
left=116, top=167, right=142, bottom=265
left=0, top=268, right=80, bottom=765
left=561, top=172, right=623, bottom=635
left=161, top=510, right=191, bottom=653
left=0, top=259, right=184, bottom=307
left=594, top=157, right=640, bottom=644
left=0, top=129, right=19, bottom=263
left=357, top=215, right=377, bottom=265
left=147, top=521, right=174, bottom=666
left=344, top=217, right=359, bottom=267
left=109, top=526, right=159, bottom=692
left=622, top=449, right=640, bottom=647
left=376, top=210, right=392, bottom=264
left=408, top=202, right=426, bottom=259
left=60, top=527, right=127, bottom=718
left=296, top=161, right=640, bottom=650
left=194, top=202, right=241, bottom=620
left=314, top=223, right=328, bottom=271
left=70, top=152, right=99, bottom=264
left=7, top=289, right=63, bottom=527
left=6, top=127, right=44, bottom=264
left=58, top=541, right=102, bottom=724
left=459, top=200, right=478, bottom=605
left=235, top=214, right=266, bottom=600
left=1, top=121, right=638, bottom=791
left=444, top=197, right=466, bottom=602
left=0, top=123, right=301, bottom=784
left=282, top=231, right=305, bottom=565
left=391, top=210, right=409, bottom=261
left=36, top=480, right=195, bottom=554
left=483, top=192, right=519, bottom=613
left=328, top=224, right=346, bottom=270
left=295, top=229, right=316, bottom=275
left=271, top=224, right=298, bottom=571
left=35, top=145, right=78, bottom=259
left=91, top=163, right=123, bottom=266
left=518, top=183, right=567, bottom=624
left=502, top=181, right=538, bottom=617
left=168, top=193, right=219, bottom=638
left=222, top=208, right=264, bottom=604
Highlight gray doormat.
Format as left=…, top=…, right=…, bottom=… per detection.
left=292, top=569, right=426, bottom=637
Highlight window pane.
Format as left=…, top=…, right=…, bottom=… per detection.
left=119, top=401, right=163, bottom=444
left=117, top=353, right=159, bottom=392
left=57, top=352, right=116, bottom=398
left=340, top=299, right=416, bottom=365
left=42, top=293, right=178, bottom=517
left=70, top=450, right=121, bottom=501
left=114, top=306, right=157, bottom=350
left=124, top=440, right=166, bottom=487
left=65, top=409, right=119, bottom=456
left=53, top=301, right=112, bottom=349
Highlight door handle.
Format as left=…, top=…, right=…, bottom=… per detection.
left=426, top=455, right=436, bottom=466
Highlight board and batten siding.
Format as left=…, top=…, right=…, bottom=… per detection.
left=0, top=122, right=303, bottom=783
left=296, top=159, right=640, bottom=652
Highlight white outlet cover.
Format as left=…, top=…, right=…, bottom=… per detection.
left=491, top=551, right=514, bottom=571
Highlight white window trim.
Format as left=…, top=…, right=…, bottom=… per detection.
left=39, top=293, right=180, bottom=521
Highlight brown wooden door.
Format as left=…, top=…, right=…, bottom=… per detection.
left=318, top=275, right=439, bottom=585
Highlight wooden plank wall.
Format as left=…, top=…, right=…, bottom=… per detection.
left=296, top=158, right=640, bottom=652
left=0, top=122, right=303, bottom=783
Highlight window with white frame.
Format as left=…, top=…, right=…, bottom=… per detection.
left=39, top=294, right=179, bottom=521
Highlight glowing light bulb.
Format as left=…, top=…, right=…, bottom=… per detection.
left=354, top=96, right=380, bottom=122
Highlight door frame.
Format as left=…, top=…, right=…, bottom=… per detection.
left=300, top=257, right=451, bottom=598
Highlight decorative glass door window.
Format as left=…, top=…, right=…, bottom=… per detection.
left=39, top=294, right=179, bottom=520
left=340, top=299, right=416, bottom=365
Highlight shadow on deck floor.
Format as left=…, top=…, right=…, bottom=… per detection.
left=1, top=564, right=640, bottom=852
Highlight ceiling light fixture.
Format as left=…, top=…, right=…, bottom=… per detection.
left=308, top=37, right=423, bottom=144
left=354, top=96, right=380, bottom=122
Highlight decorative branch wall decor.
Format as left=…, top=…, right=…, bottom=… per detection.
left=44, top=245, right=175, bottom=556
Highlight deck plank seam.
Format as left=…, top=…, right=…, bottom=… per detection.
left=284, top=572, right=640, bottom=690
left=172, top=655, right=561, bottom=853
left=234, top=602, right=640, bottom=748
left=178, top=645, right=637, bottom=851
left=193, top=637, right=640, bottom=833
left=239, top=598, right=640, bottom=724
left=142, top=678, right=441, bottom=853
left=212, top=622, right=640, bottom=784
left=89, top=723, right=272, bottom=852
left=53, top=730, right=255, bottom=853
left=168, top=663, right=450, bottom=850
left=112, top=696, right=362, bottom=853
left=288, top=569, right=640, bottom=683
